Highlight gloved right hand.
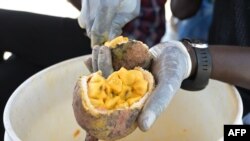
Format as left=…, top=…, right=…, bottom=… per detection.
left=78, top=0, right=140, bottom=46
left=138, top=41, right=192, bottom=131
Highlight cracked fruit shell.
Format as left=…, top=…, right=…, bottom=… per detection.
left=72, top=67, right=155, bottom=140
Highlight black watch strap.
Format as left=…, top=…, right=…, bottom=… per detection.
left=181, top=39, right=212, bottom=91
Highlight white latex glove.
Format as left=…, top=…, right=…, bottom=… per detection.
left=137, top=41, right=192, bottom=131
left=84, top=45, right=113, bottom=78
left=78, top=0, right=140, bottom=46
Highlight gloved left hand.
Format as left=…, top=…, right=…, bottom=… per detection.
left=78, top=0, right=140, bottom=46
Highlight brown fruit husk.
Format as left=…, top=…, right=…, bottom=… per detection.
left=72, top=67, right=155, bottom=141
left=111, top=40, right=152, bottom=71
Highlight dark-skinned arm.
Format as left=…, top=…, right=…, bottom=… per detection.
left=209, top=45, right=250, bottom=89
left=170, top=0, right=201, bottom=20
left=187, top=45, right=250, bottom=90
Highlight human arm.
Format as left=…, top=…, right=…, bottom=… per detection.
left=182, top=40, right=250, bottom=90
left=209, top=45, right=250, bottom=89
left=138, top=41, right=250, bottom=131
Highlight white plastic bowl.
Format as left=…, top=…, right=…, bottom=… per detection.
left=3, top=55, right=243, bottom=141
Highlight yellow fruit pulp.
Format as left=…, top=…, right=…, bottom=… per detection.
left=87, top=67, right=148, bottom=110
left=104, top=36, right=129, bottom=48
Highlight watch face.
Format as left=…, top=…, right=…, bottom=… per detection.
left=191, top=43, right=208, bottom=48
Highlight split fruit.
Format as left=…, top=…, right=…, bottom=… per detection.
left=73, top=67, right=155, bottom=140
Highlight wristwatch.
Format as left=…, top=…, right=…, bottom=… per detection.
left=181, top=39, right=212, bottom=91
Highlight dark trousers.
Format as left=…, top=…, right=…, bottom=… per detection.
left=0, top=9, right=91, bottom=139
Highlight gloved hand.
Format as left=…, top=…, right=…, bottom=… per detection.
left=84, top=41, right=192, bottom=133
left=137, top=41, right=192, bottom=131
left=78, top=0, right=140, bottom=46
left=84, top=45, right=113, bottom=78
